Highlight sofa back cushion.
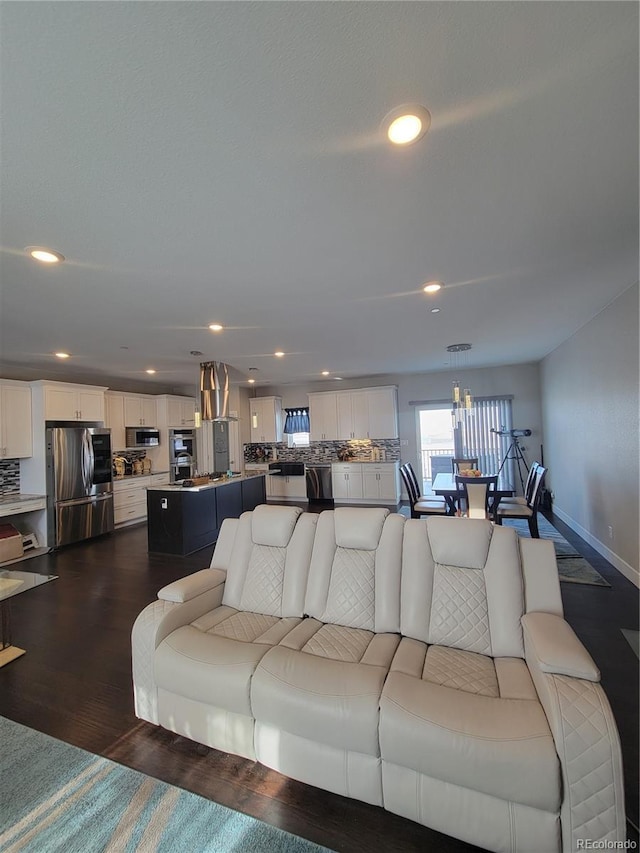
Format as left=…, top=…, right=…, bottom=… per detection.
left=304, top=507, right=404, bottom=633
left=222, top=505, right=317, bottom=618
left=401, top=517, right=525, bottom=658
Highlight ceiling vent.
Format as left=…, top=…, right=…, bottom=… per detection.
left=200, top=361, right=237, bottom=421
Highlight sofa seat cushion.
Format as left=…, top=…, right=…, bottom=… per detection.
left=380, top=669, right=561, bottom=812
left=251, top=633, right=400, bottom=755
left=154, top=607, right=301, bottom=716
left=423, top=645, right=499, bottom=697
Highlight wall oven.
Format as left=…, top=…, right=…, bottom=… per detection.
left=169, top=429, right=198, bottom=482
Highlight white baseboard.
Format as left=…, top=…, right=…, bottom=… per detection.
left=552, top=506, right=639, bottom=588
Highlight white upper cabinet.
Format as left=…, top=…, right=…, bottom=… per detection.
left=308, top=393, right=338, bottom=442
left=40, top=381, right=106, bottom=422
left=123, top=394, right=157, bottom=427
left=0, top=380, right=32, bottom=458
left=166, top=396, right=196, bottom=427
left=249, top=397, right=283, bottom=444
left=104, top=392, right=126, bottom=450
left=315, top=386, right=398, bottom=441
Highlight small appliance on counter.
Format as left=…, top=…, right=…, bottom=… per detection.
left=142, top=457, right=152, bottom=474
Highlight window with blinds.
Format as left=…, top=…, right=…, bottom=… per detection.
left=461, top=397, right=513, bottom=483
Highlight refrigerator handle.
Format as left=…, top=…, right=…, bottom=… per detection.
left=88, top=434, right=96, bottom=489
left=82, top=430, right=91, bottom=493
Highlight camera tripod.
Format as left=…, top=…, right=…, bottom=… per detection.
left=497, top=436, right=530, bottom=493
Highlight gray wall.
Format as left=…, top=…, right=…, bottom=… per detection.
left=540, top=283, right=639, bottom=584
left=263, top=360, right=543, bottom=485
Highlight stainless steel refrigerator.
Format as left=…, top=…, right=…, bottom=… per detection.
left=46, top=426, right=114, bottom=547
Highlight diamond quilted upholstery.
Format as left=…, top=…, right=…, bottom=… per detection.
left=319, top=547, right=376, bottom=631
left=302, top=623, right=373, bottom=662
left=552, top=675, right=625, bottom=847
left=211, top=610, right=280, bottom=642
left=429, top=564, right=491, bottom=655
left=423, top=645, right=499, bottom=697
left=239, top=544, right=286, bottom=616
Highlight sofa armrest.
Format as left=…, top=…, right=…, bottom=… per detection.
left=132, top=573, right=226, bottom=725
left=522, top=612, right=599, bottom=681
left=158, top=568, right=226, bottom=603
left=524, top=613, right=626, bottom=851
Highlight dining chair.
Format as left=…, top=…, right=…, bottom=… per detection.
left=455, top=474, right=499, bottom=521
left=400, top=462, right=447, bottom=518
left=451, top=457, right=479, bottom=474
left=499, top=461, right=540, bottom=506
left=496, top=465, right=547, bottom=537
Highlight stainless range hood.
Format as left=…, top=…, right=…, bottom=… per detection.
left=200, top=361, right=238, bottom=421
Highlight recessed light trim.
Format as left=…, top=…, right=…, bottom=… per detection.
left=26, top=247, right=65, bottom=264
left=383, top=104, right=431, bottom=146
left=274, top=351, right=285, bottom=358
left=208, top=324, right=224, bottom=332
left=248, top=378, right=256, bottom=384
left=146, top=369, right=156, bottom=374
left=54, top=352, right=70, bottom=359
left=423, top=280, right=443, bottom=294
left=430, top=307, right=441, bottom=313
left=321, top=371, right=330, bottom=376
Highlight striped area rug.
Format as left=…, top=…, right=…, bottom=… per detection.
left=0, top=717, right=332, bottom=853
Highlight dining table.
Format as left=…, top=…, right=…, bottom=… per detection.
left=431, top=473, right=515, bottom=516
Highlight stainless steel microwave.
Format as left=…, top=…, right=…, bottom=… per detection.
left=126, top=426, right=160, bottom=447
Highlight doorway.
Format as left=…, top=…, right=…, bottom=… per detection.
left=416, top=406, right=455, bottom=495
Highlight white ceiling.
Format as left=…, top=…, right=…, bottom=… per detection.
left=1, top=2, right=638, bottom=394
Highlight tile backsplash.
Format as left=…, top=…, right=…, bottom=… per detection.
left=0, top=459, right=21, bottom=495
left=244, top=439, right=401, bottom=464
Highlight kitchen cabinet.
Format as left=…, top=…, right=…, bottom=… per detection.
left=166, top=396, right=196, bottom=427
left=113, top=475, right=150, bottom=526
left=104, top=392, right=126, bottom=450
left=269, top=475, right=306, bottom=500
left=362, top=463, right=400, bottom=503
left=308, top=393, right=338, bottom=441
left=123, top=394, right=157, bottom=427
left=336, top=387, right=398, bottom=440
left=0, top=380, right=32, bottom=459
left=249, top=397, right=282, bottom=444
left=331, top=463, right=364, bottom=501
left=332, top=462, right=399, bottom=504
left=42, top=382, right=106, bottom=422
left=245, top=463, right=273, bottom=496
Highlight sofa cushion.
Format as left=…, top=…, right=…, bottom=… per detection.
left=221, top=509, right=317, bottom=617
left=400, top=517, right=525, bottom=658
left=304, top=509, right=404, bottom=633
left=154, top=607, right=301, bottom=715
left=251, top=635, right=399, bottom=755
left=380, top=664, right=561, bottom=813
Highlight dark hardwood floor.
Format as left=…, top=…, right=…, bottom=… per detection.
left=0, top=509, right=637, bottom=852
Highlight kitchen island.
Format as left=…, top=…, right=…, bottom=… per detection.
left=146, top=473, right=266, bottom=556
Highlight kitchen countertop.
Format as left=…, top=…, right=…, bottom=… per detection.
left=147, top=472, right=266, bottom=493
left=0, top=493, right=47, bottom=519
left=112, top=471, right=170, bottom=481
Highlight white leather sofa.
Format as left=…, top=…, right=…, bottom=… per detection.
left=132, top=504, right=626, bottom=853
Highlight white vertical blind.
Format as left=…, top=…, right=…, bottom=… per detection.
left=462, top=398, right=514, bottom=483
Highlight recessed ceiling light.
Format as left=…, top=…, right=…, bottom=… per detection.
left=26, top=247, right=65, bottom=264
left=55, top=352, right=70, bottom=359
left=334, top=377, right=343, bottom=381
left=423, top=281, right=443, bottom=294
left=383, top=105, right=431, bottom=146
left=248, top=378, right=256, bottom=384
left=208, top=324, right=224, bottom=332
left=321, top=371, right=330, bottom=376
left=431, top=307, right=441, bottom=314
left=274, top=351, right=285, bottom=358
left=146, top=369, right=156, bottom=374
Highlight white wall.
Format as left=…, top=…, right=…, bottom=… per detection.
left=541, top=283, right=639, bottom=585
left=262, top=361, right=543, bottom=478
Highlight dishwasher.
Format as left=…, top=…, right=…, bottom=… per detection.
left=305, top=463, right=334, bottom=504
